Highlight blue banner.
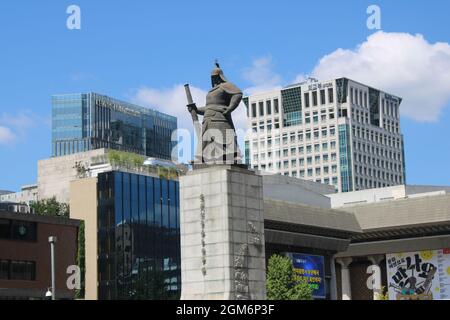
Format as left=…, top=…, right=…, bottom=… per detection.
left=287, top=253, right=326, bottom=299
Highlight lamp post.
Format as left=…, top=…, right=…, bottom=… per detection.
left=48, top=236, right=57, bottom=300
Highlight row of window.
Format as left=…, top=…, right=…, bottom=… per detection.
left=354, top=147, right=403, bottom=163
left=0, top=260, right=36, bottom=281
left=352, top=125, right=401, bottom=146
left=254, top=152, right=338, bottom=165
left=355, top=175, right=402, bottom=190
left=252, top=126, right=337, bottom=146
left=250, top=99, right=280, bottom=118
left=350, top=87, right=400, bottom=119
left=355, top=166, right=403, bottom=181
left=0, top=219, right=37, bottom=242
left=253, top=140, right=337, bottom=154
left=304, top=88, right=334, bottom=108
left=355, top=159, right=403, bottom=174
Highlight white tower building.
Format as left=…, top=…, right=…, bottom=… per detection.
left=243, top=78, right=406, bottom=193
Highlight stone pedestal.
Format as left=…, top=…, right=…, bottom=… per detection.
left=180, top=165, right=266, bottom=300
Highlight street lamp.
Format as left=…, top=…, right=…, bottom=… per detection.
left=45, top=288, right=52, bottom=300
left=48, top=236, right=57, bottom=301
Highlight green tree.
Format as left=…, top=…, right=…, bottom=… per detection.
left=30, top=197, right=69, bottom=218
left=75, top=221, right=85, bottom=299
left=267, top=254, right=313, bottom=300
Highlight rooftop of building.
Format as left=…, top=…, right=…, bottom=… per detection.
left=260, top=172, right=335, bottom=209
left=245, top=77, right=402, bottom=101
left=52, top=92, right=177, bottom=122
left=328, top=184, right=450, bottom=208
left=0, top=210, right=81, bottom=227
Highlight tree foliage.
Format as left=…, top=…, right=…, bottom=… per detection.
left=267, top=254, right=313, bottom=300
left=30, top=197, right=69, bottom=218
left=75, top=221, right=85, bottom=299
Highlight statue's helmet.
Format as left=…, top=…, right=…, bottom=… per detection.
left=211, top=62, right=228, bottom=84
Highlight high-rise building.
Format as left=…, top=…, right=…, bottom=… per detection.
left=70, top=170, right=181, bottom=300
left=52, top=93, right=177, bottom=160
left=244, top=78, right=406, bottom=192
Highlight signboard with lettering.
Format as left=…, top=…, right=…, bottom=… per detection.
left=286, top=253, right=326, bottom=299
left=386, top=249, right=450, bottom=300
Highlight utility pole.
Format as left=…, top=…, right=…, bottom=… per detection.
left=49, top=236, right=57, bottom=300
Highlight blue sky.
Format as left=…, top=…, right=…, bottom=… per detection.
left=0, top=0, right=449, bottom=191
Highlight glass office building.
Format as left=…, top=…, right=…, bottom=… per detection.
left=52, top=93, right=177, bottom=160
left=97, top=171, right=180, bottom=300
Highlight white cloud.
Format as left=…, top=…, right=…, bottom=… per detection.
left=131, top=84, right=207, bottom=133
left=0, top=126, right=15, bottom=144
left=310, top=31, right=450, bottom=122
left=0, top=111, right=45, bottom=146
left=242, top=56, right=283, bottom=95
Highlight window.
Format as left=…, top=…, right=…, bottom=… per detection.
left=0, top=260, right=36, bottom=281
left=312, top=91, right=318, bottom=106
left=274, top=99, right=279, bottom=114
left=259, top=102, right=264, bottom=116
left=0, top=220, right=10, bottom=239
left=266, top=100, right=272, bottom=115
left=304, top=93, right=310, bottom=108
left=251, top=103, right=257, bottom=118
left=0, top=219, right=37, bottom=242
left=320, top=90, right=326, bottom=105
left=328, top=88, right=334, bottom=104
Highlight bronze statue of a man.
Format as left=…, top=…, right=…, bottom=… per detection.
left=186, top=63, right=243, bottom=164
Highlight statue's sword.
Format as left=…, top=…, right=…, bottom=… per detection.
left=184, top=84, right=198, bottom=122
left=184, top=84, right=202, bottom=162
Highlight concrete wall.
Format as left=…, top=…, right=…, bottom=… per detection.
left=69, top=178, right=98, bottom=300
left=180, top=165, right=266, bottom=300
left=38, top=149, right=107, bottom=203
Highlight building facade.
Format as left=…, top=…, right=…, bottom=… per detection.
left=0, top=211, right=80, bottom=299
left=70, top=170, right=181, bottom=300
left=331, top=188, right=450, bottom=300
left=0, top=184, right=38, bottom=205
left=244, top=78, right=406, bottom=192
left=52, top=93, right=177, bottom=160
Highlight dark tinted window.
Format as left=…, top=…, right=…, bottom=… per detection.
left=0, top=219, right=10, bottom=239
left=0, top=260, right=36, bottom=281
left=11, top=221, right=37, bottom=241
left=0, top=219, right=36, bottom=241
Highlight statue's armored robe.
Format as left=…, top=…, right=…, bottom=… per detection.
left=201, top=81, right=242, bottom=164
